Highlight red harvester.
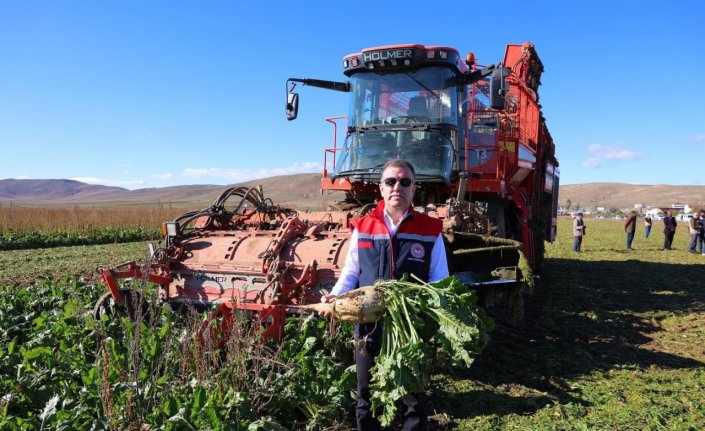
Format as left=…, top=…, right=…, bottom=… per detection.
left=97, top=42, right=559, bottom=340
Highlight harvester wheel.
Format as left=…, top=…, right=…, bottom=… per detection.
left=487, top=202, right=507, bottom=237
left=200, top=303, right=235, bottom=349
left=92, top=289, right=149, bottom=321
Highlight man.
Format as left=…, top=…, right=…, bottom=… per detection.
left=663, top=210, right=676, bottom=250
left=624, top=210, right=637, bottom=251
left=319, top=159, right=448, bottom=431
left=644, top=214, right=653, bottom=239
left=698, top=210, right=705, bottom=254
left=573, top=212, right=585, bottom=253
left=688, top=211, right=702, bottom=254
left=406, top=95, right=431, bottom=121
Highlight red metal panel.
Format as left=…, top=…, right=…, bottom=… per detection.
left=321, top=176, right=354, bottom=190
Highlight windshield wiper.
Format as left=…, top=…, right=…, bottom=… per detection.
left=351, top=123, right=441, bottom=134
left=333, top=164, right=386, bottom=178
left=350, top=123, right=426, bottom=132
left=405, top=73, right=441, bottom=99
left=350, top=124, right=390, bottom=133
left=337, top=164, right=385, bottom=174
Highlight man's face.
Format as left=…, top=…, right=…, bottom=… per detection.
left=379, top=165, right=416, bottom=211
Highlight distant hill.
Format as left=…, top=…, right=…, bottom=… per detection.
left=0, top=175, right=346, bottom=210
left=0, top=179, right=128, bottom=201
left=2, top=177, right=704, bottom=211
left=560, top=183, right=705, bottom=211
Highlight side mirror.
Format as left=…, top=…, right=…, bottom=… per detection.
left=489, top=66, right=509, bottom=110
left=286, top=92, right=299, bottom=121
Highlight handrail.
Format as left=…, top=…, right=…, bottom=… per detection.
left=323, top=116, right=348, bottom=177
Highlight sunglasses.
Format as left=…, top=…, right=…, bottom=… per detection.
left=382, top=177, right=414, bottom=187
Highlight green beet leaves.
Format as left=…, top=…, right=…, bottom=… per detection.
left=369, top=275, right=494, bottom=426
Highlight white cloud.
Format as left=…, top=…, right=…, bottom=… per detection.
left=181, top=162, right=321, bottom=182
left=581, top=143, right=644, bottom=169
left=71, top=177, right=145, bottom=188
left=151, top=173, right=173, bottom=180
left=693, top=134, right=705, bottom=144
left=581, top=157, right=603, bottom=169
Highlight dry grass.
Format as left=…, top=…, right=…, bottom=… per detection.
left=0, top=206, right=188, bottom=234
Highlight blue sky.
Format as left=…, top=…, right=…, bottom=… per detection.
left=1, top=1, right=704, bottom=189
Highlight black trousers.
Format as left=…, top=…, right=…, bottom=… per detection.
left=664, top=231, right=675, bottom=250
left=355, top=323, right=428, bottom=431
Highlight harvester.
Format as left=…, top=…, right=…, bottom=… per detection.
left=96, top=42, right=559, bottom=340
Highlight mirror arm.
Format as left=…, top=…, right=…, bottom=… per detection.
left=287, top=78, right=350, bottom=93
left=457, top=63, right=506, bottom=86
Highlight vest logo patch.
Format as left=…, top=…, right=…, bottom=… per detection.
left=410, top=242, right=425, bottom=259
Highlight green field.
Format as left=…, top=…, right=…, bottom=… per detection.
left=435, top=218, right=705, bottom=430
left=1, top=218, right=703, bottom=429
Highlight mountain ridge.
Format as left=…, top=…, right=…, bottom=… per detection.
left=1, top=177, right=704, bottom=211
left=0, top=175, right=346, bottom=210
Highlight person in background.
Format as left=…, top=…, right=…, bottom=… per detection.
left=699, top=210, right=705, bottom=255
left=406, top=95, right=431, bottom=121
left=697, top=210, right=705, bottom=254
left=644, top=214, right=652, bottom=239
left=688, top=210, right=702, bottom=254
left=573, top=212, right=586, bottom=253
left=319, top=159, right=448, bottom=431
left=663, top=210, right=676, bottom=250
left=624, top=210, right=637, bottom=251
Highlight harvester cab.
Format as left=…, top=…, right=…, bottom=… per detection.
left=287, top=47, right=506, bottom=188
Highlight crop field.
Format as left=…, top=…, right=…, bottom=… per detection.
left=0, top=206, right=185, bottom=252
left=0, top=206, right=187, bottom=233
left=0, top=217, right=703, bottom=429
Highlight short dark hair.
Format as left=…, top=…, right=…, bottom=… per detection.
left=380, top=159, right=415, bottom=179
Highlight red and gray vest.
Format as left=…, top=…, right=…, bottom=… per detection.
left=352, top=201, right=443, bottom=288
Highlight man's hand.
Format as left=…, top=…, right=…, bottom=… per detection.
left=318, top=294, right=337, bottom=319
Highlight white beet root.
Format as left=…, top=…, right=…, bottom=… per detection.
left=290, top=286, right=386, bottom=323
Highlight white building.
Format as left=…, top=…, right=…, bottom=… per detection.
left=645, top=208, right=664, bottom=220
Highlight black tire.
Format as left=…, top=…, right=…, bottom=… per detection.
left=92, top=289, right=149, bottom=321
left=487, top=201, right=507, bottom=237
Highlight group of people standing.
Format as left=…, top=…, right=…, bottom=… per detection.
left=658, top=209, right=705, bottom=253
left=630, top=209, right=705, bottom=252
left=572, top=210, right=705, bottom=254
